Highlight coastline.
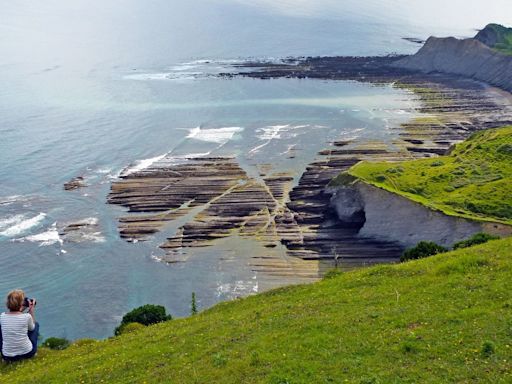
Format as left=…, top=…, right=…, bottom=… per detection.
left=108, top=54, right=512, bottom=280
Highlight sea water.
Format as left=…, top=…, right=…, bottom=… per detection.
left=0, top=0, right=510, bottom=339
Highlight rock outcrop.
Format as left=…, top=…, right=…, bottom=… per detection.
left=330, top=181, right=512, bottom=248
left=393, top=36, right=512, bottom=93
left=64, top=176, right=87, bottom=190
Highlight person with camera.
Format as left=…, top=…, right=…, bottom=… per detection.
left=0, top=289, right=39, bottom=362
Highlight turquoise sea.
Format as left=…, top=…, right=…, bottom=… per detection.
left=0, top=0, right=510, bottom=339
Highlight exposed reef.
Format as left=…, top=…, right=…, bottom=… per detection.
left=64, top=176, right=87, bottom=190
left=109, top=29, right=512, bottom=274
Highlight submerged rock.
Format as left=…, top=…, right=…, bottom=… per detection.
left=64, top=176, right=87, bottom=190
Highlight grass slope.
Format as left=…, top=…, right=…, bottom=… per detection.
left=349, top=127, right=512, bottom=225
left=1, top=238, right=512, bottom=383
left=483, top=24, right=512, bottom=55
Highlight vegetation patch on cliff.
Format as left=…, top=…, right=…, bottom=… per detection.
left=0, top=237, right=511, bottom=383
left=475, top=23, right=512, bottom=55
left=349, top=126, right=512, bottom=225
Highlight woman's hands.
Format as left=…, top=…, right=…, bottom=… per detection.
left=28, top=299, right=36, bottom=314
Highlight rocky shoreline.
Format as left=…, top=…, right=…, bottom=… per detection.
left=108, top=50, right=512, bottom=279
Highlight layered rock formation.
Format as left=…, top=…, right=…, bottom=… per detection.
left=394, top=36, right=512, bottom=93
left=330, top=181, right=511, bottom=248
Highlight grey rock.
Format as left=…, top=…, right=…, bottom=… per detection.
left=330, top=181, right=511, bottom=248
left=393, top=36, right=512, bottom=93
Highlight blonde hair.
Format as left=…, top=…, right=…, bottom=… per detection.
left=6, top=289, right=25, bottom=312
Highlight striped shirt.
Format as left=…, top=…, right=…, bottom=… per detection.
left=0, top=312, right=35, bottom=357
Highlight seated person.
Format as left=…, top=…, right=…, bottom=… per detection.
left=0, top=289, right=39, bottom=362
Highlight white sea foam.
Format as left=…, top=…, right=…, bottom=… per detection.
left=124, top=71, right=202, bottom=82
left=124, top=72, right=173, bottom=81
left=96, top=168, right=112, bottom=174
left=249, top=124, right=316, bottom=154
left=186, top=126, right=243, bottom=144
left=169, top=64, right=200, bottom=71
left=120, top=154, right=167, bottom=177
left=0, top=213, right=46, bottom=238
left=0, top=195, right=33, bottom=207
left=0, top=214, right=26, bottom=231
left=80, top=232, right=106, bottom=243
left=23, top=223, right=63, bottom=246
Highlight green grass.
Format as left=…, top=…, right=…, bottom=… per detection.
left=484, top=24, right=512, bottom=55
left=349, top=127, right=512, bottom=225
left=0, top=237, right=511, bottom=383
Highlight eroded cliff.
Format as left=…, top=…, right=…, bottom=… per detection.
left=329, top=181, right=511, bottom=249
left=394, top=36, right=512, bottom=92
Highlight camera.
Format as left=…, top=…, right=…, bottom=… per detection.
left=23, top=297, right=36, bottom=308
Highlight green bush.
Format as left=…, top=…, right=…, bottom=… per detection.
left=481, top=341, right=495, bottom=358
left=401, top=241, right=447, bottom=262
left=497, top=143, right=512, bottom=155
left=42, top=337, right=71, bottom=350
left=453, top=233, right=500, bottom=250
left=114, top=304, right=172, bottom=336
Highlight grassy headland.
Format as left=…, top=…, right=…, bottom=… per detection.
left=349, top=127, right=512, bottom=225
left=0, top=237, right=511, bottom=383
left=479, top=23, right=512, bottom=55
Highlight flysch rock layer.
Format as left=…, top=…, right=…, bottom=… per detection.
left=394, top=37, right=512, bottom=93
left=234, top=57, right=512, bottom=268
left=109, top=55, right=512, bottom=275
left=330, top=181, right=512, bottom=249
left=108, top=157, right=248, bottom=241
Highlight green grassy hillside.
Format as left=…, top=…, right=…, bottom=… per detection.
left=476, top=23, right=512, bottom=55
left=1, top=237, right=511, bottom=383
left=349, top=127, right=512, bottom=225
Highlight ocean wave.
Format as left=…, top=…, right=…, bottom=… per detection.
left=186, top=126, right=243, bottom=144
left=22, top=223, right=63, bottom=246
left=249, top=124, right=320, bottom=154
left=96, top=168, right=112, bottom=174
left=120, top=150, right=219, bottom=177
left=0, top=195, right=34, bottom=207
left=79, top=232, right=106, bottom=243
left=0, top=214, right=26, bottom=231
left=120, top=154, right=168, bottom=177
left=124, top=71, right=204, bottom=82
left=123, top=58, right=253, bottom=82
left=69, top=217, right=99, bottom=226
left=0, top=213, right=46, bottom=238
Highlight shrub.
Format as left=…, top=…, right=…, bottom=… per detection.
left=481, top=341, right=495, bottom=358
left=401, top=241, right=447, bottom=262
left=323, top=268, right=343, bottom=279
left=42, top=337, right=71, bottom=350
left=497, top=143, right=512, bottom=155
left=191, top=292, right=198, bottom=316
left=453, top=233, right=500, bottom=250
left=114, top=304, right=172, bottom=336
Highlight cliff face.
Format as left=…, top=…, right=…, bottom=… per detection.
left=393, top=36, right=512, bottom=92
left=329, top=182, right=511, bottom=248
